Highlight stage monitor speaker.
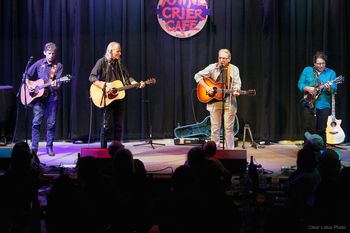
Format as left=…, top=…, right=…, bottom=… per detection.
left=79, top=148, right=112, bottom=173
left=0, top=86, right=16, bottom=145
left=80, top=148, right=111, bottom=159
left=0, top=147, right=12, bottom=170
left=214, top=149, right=247, bottom=174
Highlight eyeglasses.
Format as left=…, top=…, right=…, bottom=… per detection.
left=315, top=62, right=326, bottom=66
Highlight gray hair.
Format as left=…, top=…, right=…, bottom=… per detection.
left=218, top=49, right=231, bottom=61
left=105, top=42, right=120, bottom=60
left=44, top=42, right=57, bottom=52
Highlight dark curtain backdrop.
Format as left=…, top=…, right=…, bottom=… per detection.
left=1, top=0, right=350, bottom=142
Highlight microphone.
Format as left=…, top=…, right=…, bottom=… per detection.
left=23, top=56, right=34, bottom=78
left=26, top=56, right=34, bottom=65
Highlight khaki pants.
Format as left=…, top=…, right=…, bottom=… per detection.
left=208, top=102, right=235, bottom=149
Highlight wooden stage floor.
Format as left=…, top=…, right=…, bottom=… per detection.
left=6, top=139, right=349, bottom=177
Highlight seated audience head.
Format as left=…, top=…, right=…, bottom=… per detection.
left=303, top=132, right=324, bottom=151
left=172, top=165, right=195, bottom=193
left=186, top=146, right=206, bottom=169
left=112, top=148, right=135, bottom=175
left=10, top=146, right=32, bottom=172
left=296, top=148, right=318, bottom=172
left=202, top=140, right=217, bottom=158
left=108, top=140, right=124, bottom=157
left=12, top=140, right=31, bottom=154
left=318, top=149, right=341, bottom=178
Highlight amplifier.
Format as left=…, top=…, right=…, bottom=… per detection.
left=173, top=137, right=206, bottom=145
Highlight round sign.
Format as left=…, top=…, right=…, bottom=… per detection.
left=155, top=0, right=211, bottom=38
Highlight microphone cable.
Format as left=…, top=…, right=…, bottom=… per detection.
left=191, top=87, right=198, bottom=123
left=87, top=96, right=93, bottom=144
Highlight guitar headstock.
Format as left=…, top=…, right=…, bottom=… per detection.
left=59, top=74, right=73, bottom=83
left=241, top=89, right=256, bottom=96
left=145, top=78, right=156, bottom=85
left=334, top=75, right=345, bottom=84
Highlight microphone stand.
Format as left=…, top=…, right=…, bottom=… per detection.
left=100, top=62, right=110, bottom=148
left=221, top=70, right=226, bottom=150
left=15, top=57, right=33, bottom=143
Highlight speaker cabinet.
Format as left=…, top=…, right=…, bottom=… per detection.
left=80, top=148, right=111, bottom=158
left=214, top=149, right=247, bottom=174
left=0, top=147, right=12, bottom=170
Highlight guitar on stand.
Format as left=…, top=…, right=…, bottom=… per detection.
left=326, top=93, right=345, bottom=145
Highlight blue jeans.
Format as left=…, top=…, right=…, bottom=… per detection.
left=31, top=100, right=57, bottom=150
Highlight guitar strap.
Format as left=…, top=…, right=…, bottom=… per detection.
left=313, top=68, right=320, bottom=86
left=43, top=64, right=57, bottom=97
left=227, top=64, right=231, bottom=89
left=49, top=64, right=57, bottom=81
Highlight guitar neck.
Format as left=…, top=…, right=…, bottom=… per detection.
left=331, top=93, right=335, bottom=117
left=217, top=88, right=235, bottom=94
left=36, top=76, right=68, bottom=90
left=40, top=82, right=53, bottom=89
left=217, top=89, right=249, bottom=95
left=117, top=83, right=140, bottom=91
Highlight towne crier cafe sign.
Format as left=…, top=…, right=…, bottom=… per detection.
left=155, top=0, right=211, bottom=38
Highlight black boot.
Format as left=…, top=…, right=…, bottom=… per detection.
left=46, top=147, right=55, bottom=156
left=31, top=148, right=38, bottom=156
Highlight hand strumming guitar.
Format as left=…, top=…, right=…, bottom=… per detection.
left=139, top=81, right=146, bottom=88
left=51, top=80, right=60, bottom=90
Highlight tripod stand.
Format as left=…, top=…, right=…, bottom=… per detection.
left=134, top=99, right=165, bottom=149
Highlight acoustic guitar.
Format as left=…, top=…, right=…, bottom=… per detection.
left=303, top=75, right=344, bottom=108
left=90, top=78, right=156, bottom=108
left=20, top=75, right=72, bottom=105
left=326, top=93, right=345, bottom=145
left=197, top=77, right=256, bottom=103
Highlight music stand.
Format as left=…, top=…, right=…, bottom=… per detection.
left=134, top=99, right=165, bottom=149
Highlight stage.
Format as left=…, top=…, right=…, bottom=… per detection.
left=2, top=139, right=350, bottom=177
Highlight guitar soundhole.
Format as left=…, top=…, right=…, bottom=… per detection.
left=331, top=122, right=337, bottom=127
left=108, top=93, right=118, bottom=99
left=207, top=87, right=217, bottom=97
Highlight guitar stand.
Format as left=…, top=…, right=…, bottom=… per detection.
left=326, top=144, right=347, bottom=151
left=242, top=124, right=264, bottom=149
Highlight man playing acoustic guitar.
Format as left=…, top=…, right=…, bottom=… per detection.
left=24, top=42, right=63, bottom=156
left=89, top=42, right=145, bottom=148
left=298, top=51, right=337, bottom=146
left=194, top=49, right=241, bottom=149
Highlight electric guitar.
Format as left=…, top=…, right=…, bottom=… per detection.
left=326, top=93, right=345, bottom=145
left=90, top=78, right=156, bottom=108
left=303, top=75, right=344, bottom=108
left=20, top=75, right=72, bottom=105
left=197, top=77, right=256, bottom=103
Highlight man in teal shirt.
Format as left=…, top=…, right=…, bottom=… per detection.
left=298, top=51, right=337, bottom=146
